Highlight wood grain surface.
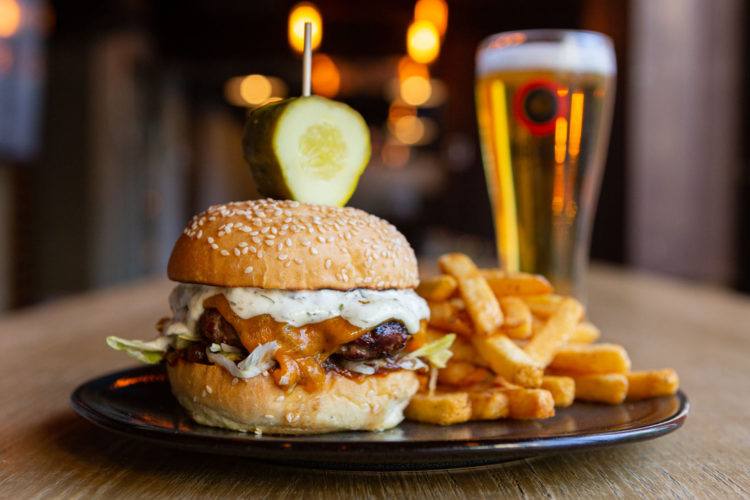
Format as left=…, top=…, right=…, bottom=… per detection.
left=1, top=266, right=749, bottom=498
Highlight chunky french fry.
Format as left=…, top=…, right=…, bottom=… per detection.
left=532, top=318, right=601, bottom=345
left=439, top=361, right=492, bottom=387
left=469, top=389, right=510, bottom=420
left=627, top=369, right=679, bottom=400
left=459, top=276, right=504, bottom=335
left=541, top=375, right=575, bottom=407
left=503, top=388, right=555, bottom=419
left=524, top=298, right=583, bottom=366
left=428, top=301, right=473, bottom=336
left=500, top=296, right=532, bottom=339
left=417, top=275, right=458, bottom=302
left=405, top=391, right=472, bottom=425
left=472, top=334, right=543, bottom=387
left=481, top=269, right=554, bottom=296
left=572, top=373, right=628, bottom=404
left=449, top=334, right=488, bottom=366
left=524, top=294, right=564, bottom=319
left=549, top=343, right=631, bottom=374
left=569, top=321, right=601, bottom=344
left=439, top=253, right=503, bottom=335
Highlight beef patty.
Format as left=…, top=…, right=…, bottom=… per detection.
left=336, top=321, right=409, bottom=360
left=196, top=309, right=409, bottom=362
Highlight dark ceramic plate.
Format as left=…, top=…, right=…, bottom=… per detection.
left=71, top=365, right=688, bottom=471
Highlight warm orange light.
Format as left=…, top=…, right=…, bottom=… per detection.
left=391, top=115, right=427, bottom=145
left=240, top=74, right=272, bottom=104
left=388, top=101, right=416, bottom=122
left=407, top=20, right=440, bottom=64
left=288, top=3, right=322, bottom=53
left=0, top=0, right=21, bottom=38
left=400, top=75, right=432, bottom=106
left=225, top=75, right=287, bottom=107
left=552, top=117, right=568, bottom=215
left=554, top=117, right=568, bottom=164
left=397, top=56, right=429, bottom=81
left=414, top=0, right=448, bottom=37
left=311, top=53, right=340, bottom=97
left=568, top=91, right=584, bottom=157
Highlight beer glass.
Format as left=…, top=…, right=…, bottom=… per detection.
left=475, top=30, right=616, bottom=298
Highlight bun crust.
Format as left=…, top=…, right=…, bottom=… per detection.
left=167, top=360, right=419, bottom=434
left=168, top=199, right=419, bottom=290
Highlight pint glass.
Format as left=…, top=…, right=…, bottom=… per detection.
left=475, top=30, right=616, bottom=297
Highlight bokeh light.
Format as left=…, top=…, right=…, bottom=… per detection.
left=400, top=75, right=432, bottom=106
left=288, top=2, right=322, bottom=53
left=390, top=115, right=425, bottom=145
left=224, top=75, right=287, bottom=107
left=414, top=0, right=448, bottom=37
left=397, top=55, right=429, bottom=81
left=311, top=53, right=340, bottom=97
left=0, top=0, right=21, bottom=38
left=407, top=20, right=440, bottom=64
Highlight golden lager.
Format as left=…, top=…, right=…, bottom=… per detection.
left=475, top=31, right=616, bottom=297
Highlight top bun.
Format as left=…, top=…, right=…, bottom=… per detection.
left=168, top=199, right=419, bottom=290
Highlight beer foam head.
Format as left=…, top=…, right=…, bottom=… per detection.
left=476, top=30, right=616, bottom=76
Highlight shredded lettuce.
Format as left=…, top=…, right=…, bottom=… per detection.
left=106, top=336, right=172, bottom=364
left=206, top=341, right=278, bottom=379
left=406, top=333, right=455, bottom=368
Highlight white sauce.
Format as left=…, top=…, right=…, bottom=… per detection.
left=164, top=284, right=429, bottom=337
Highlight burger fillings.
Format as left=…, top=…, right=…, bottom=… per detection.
left=107, top=199, right=453, bottom=434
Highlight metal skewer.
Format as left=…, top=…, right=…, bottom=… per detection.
left=302, top=21, right=312, bottom=96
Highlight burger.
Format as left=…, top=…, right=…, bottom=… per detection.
left=107, top=199, right=451, bottom=434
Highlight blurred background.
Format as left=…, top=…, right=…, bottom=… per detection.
left=0, top=0, right=747, bottom=311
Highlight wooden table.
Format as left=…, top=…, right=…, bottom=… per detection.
left=1, top=266, right=749, bottom=498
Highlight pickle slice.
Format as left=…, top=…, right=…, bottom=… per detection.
left=243, top=96, right=371, bottom=207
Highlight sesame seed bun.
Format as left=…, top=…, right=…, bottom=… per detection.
left=167, top=199, right=419, bottom=290
left=167, top=360, right=419, bottom=434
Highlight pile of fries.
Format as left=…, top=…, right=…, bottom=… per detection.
left=405, top=252, right=680, bottom=425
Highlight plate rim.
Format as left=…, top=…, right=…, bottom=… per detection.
left=70, top=365, right=689, bottom=464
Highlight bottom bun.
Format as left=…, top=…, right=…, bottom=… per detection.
left=167, top=360, right=419, bottom=435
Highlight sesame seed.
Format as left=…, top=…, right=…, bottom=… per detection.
left=207, top=237, right=214, bottom=243
left=325, top=259, right=332, bottom=269
left=310, top=247, right=319, bottom=255
left=286, top=238, right=292, bottom=247
left=317, top=236, right=326, bottom=243
left=239, top=242, right=248, bottom=247
left=211, top=243, right=219, bottom=250
left=197, top=230, right=203, bottom=239
left=234, top=248, right=241, bottom=256
left=218, top=231, right=225, bottom=237
left=278, top=254, right=288, bottom=261
left=265, top=240, right=274, bottom=246
left=242, top=247, right=249, bottom=254
left=244, top=266, right=254, bottom=274
left=220, top=249, right=230, bottom=256
left=249, top=246, right=257, bottom=253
